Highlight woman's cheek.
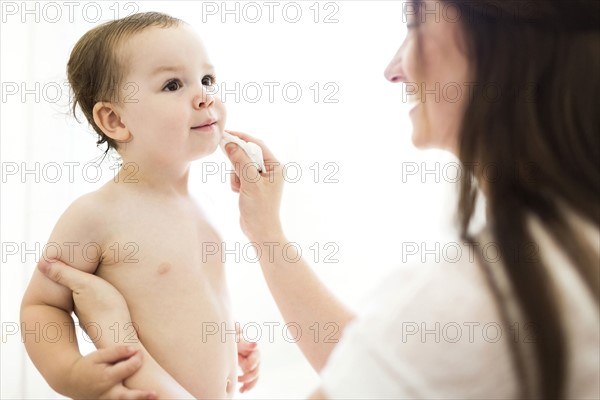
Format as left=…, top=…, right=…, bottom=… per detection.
left=402, top=40, right=418, bottom=83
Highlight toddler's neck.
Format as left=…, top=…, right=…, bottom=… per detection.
left=113, top=158, right=192, bottom=197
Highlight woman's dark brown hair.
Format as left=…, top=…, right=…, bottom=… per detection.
left=411, top=0, right=599, bottom=398
left=67, top=12, right=183, bottom=155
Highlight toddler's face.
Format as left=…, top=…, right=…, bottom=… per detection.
left=115, top=25, right=226, bottom=164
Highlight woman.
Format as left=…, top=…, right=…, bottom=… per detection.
left=34, top=0, right=599, bottom=398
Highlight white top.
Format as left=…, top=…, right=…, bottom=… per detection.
left=320, top=212, right=600, bottom=399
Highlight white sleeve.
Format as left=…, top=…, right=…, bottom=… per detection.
left=319, top=262, right=520, bottom=399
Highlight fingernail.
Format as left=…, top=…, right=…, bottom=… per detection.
left=225, top=143, right=238, bottom=155
left=38, top=260, right=52, bottom=273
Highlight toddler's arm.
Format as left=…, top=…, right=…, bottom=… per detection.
left=38, top=258, right=196, bottom=399
left=20, top=194, right=110, bottom=397
left=21, top=194, right=194, bottom=398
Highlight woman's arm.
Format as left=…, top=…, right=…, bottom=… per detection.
left=22, top=262, right=157, bottom=400
left=38, top=259, right=195, bottom=399
left=224, top=131, right=355, bottom=372
left=251, top=235, right=354, bottom=372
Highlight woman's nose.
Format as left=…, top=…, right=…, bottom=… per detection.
left=384, top=48, right=406, bottom=83
left=193, top=87, right=215, bottom=109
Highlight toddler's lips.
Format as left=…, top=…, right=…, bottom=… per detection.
left=192, top=121, right=217, bottom=131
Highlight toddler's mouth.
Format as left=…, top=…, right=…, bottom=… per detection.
left=192, top=120, right=218, bottom=131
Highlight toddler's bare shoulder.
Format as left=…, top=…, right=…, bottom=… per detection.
left=52, top=191, right=112, bottom=241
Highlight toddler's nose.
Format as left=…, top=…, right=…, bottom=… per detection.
left=193, top=89, right=215, bottom=109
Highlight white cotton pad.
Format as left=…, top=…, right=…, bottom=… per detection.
left=220, top=131, right=266, bottom=172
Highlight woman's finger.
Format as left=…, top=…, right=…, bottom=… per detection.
left=224, top=143, right=251, bottom=180
left=38, top=259, right=88, bottom=291
left=229, top=172, right=241, bottom=192
left=225, top=130, right=279, bottom=165
left=93, top=345, right=139, bottom=364
left=106, top=350, right=144, bottom=381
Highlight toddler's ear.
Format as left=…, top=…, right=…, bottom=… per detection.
left=92, top=102, right=131, bottom=142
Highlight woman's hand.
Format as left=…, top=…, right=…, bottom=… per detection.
left=38, top=259, right=155, bottom=399
left=38, top=259, right=137, bottom=349
left=68, top=346, right=156, bottom=400
left=224, top=130, right=285, bottom=242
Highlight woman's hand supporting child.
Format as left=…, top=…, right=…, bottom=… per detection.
left=38, top=258, right=260, bottom=397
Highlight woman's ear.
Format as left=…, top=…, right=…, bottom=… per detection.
left=92, top=102, right=132, bottom=143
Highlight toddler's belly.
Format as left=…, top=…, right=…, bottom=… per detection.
left=133, top=299, right=238, bottom=398
left=103, top=270, right=238, bottom=399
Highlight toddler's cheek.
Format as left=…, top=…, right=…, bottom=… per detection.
left=216, top=100, right=227, bottom=125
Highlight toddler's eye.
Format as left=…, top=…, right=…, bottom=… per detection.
left=163, top=79, right=182, bottom=92
left=202, top=75, right=216, bottom=86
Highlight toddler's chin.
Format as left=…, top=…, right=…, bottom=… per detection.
left=193, top=141, right=221, bottom=161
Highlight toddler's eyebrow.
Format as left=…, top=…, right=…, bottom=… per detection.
left=152, top=65, right=182, bottom=75
left=151, top=64, right=215, bottom=75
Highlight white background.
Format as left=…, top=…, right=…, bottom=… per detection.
left=1, top=1, right=472, bottom=398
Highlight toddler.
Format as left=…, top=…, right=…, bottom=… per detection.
left=20, top=12, right=251, bottom=398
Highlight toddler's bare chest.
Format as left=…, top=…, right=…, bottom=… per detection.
left=97, top=210, right=225, bottom=287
